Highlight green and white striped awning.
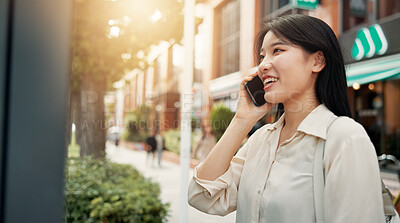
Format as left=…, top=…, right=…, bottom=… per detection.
left=345, top=54, right=400, bottom=87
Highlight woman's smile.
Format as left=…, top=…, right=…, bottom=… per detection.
left=262, top=75, right=279, bottom=91
left=263, top=79, right=278, bottom=91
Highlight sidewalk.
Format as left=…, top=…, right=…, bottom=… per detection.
left=106, top=143, right=236, bottom=223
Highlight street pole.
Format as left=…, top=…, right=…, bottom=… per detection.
left=180, top=0, right=194, bottom=222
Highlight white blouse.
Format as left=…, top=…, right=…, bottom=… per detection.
left=188, top=104, right=385, bottom=223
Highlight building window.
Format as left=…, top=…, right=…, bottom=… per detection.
left=261, top=0, right=290, bottom=15
left=216, top=0, right=240, bottom=77
left=343, top=0, right=368, bottom=31
left=259, top=0, right=305, bottom=27
left=378, top=0, right=400, bottom=19
left=342, top=0, right=400, bottom=33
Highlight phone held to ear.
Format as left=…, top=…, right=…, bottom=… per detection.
left=244, top=75, right=267, bottom=107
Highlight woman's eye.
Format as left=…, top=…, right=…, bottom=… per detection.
left=259, top=55, right=265, bottom=63
left=273, top=48, right=283, bottom=54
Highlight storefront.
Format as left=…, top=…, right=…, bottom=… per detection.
left=208, top=71, right=242, bottom=112
left=340, top=14, right=400, bottom=156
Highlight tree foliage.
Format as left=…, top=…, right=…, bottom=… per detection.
left=69, top=0, right=186, bottom=157
left=71, top=0, right=184, bottom=90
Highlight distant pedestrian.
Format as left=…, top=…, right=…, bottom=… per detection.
left=188, top=14, right=392, bottom=222
left=192, top=125, right=216, bottom=162
left=155, top=130, right=164, bottom=168
left=146, top=130, right=157, bottom=167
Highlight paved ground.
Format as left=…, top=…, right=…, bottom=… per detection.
left=106, top=143, right=236, bottom=223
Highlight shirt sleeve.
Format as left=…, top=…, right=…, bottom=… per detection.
left=188, top=143, right=248, bottom=216
left=324, top=118, right=385, bottom=223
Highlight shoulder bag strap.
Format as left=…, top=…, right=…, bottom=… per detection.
left=382, top=179, right=396, bottom=217
left=314, top=138, right=325, bottom=223
left=313, top=116, right=339, bottom=223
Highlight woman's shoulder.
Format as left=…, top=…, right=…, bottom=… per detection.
left=327, top=116, right=370, bottom=143
left=324, top=116, right=378, bottom=171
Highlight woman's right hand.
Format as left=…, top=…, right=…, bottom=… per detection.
left=196, top=72, right=273, bottom=181
left=234, top=72, right=273, bottom=124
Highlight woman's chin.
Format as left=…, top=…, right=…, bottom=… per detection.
left=264, top=92, right=280, bottom=104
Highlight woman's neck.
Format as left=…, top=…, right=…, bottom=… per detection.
left=282, top=94, right=320, bottom=132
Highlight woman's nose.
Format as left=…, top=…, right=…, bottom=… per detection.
left=258, top=59, right=272, bottom=74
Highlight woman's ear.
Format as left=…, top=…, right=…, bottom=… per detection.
left=312, top=51, right=326, bottom=73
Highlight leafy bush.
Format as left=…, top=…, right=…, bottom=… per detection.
left=65, top=157, right=169, bottom=223
left=121, top=105, right=151, bottom=143
left=121, top=126, right=147, bottom=143
left=163, top=129, right=198, bottom=155
left=191, top=117, right=201, bottom=130
left=210, top=103, right=235, bottom=141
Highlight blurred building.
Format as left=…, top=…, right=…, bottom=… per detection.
left=112, top=68, right=146, bottom=130
left=197, top=0, right=340, bottom=121
left=115, top=0, right=400, bottom=155
left=115, top=2, right=207, bottom=133
left=115, top=42, right=181, bottom=132
left=147, top=43, right=181, bottom=131
left=199, top=0, right=399, bottom=155
left=199, top=0, right=340, bottom=112
left=339, top=0, right=400, bottom=156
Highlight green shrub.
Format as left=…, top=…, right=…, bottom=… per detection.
left=121, top=105, right=151, bottom=143
left=65, top=157, right=169, bottom=223
left=121, top=126, right=147, bottom=143
left=191, top=117, right=201, bottom=130
left=210, top=103, right=235, bottom=141
left=163, top=129, right=198, bottom=155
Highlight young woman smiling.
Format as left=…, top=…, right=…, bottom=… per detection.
left=188, top=15, right=385, bottom=222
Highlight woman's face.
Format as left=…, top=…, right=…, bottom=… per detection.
left=205, top=126, right=212, bottom=134
left=258, top=31, right=320, bottom=106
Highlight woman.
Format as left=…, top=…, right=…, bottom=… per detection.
left=188, top=15, right=385, bottom=222
left=192, top=125, right=216, bottom=162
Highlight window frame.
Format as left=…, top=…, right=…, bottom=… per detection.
left=215, top=0, right=241, bottom=77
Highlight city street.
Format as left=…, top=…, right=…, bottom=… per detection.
left=106, top=143, right=236, bottom=223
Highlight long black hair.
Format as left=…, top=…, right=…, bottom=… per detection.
left=255, top=14, right=352, bottom=118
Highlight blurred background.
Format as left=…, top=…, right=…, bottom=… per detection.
left=1, top=0, right=400, bottom=222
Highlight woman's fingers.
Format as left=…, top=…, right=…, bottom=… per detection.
left=239, top=72, right=259, bottom=90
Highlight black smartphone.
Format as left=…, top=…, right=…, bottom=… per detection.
left=244, top=75, right=267, bottom=107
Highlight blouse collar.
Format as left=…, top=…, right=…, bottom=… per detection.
left=265, top=104, right=336, bottom=140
